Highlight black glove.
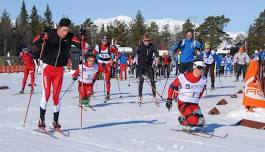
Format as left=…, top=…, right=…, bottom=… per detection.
left=166, top=99, right=172, bottom=111
left=42, top=26, right=50, bottom=33
left=73, top=76, right=78, bottom=81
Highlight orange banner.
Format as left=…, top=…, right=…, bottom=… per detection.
left=243, top=60, right=265, bottom=109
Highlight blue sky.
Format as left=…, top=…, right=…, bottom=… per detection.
left=0, top=0, right=264, bottom=32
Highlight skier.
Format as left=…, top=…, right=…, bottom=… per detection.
left=72, top=54, right=99, bottom=107
left=224, top=53, right=233, bottom=76
left=133, top=33, right=159, bottom=104
left=170, top=30, right=201, bottom=73
left=162, top=53, right=172, bottom=78
left=93, top=35, right=120, bottom=100
left=233, top=47, right=250, bottom=82
left=202, top=45, right=216, bottom=89
left=19, top=45, right=36, bottom=93
left=118, top=51, right=128, bottom=80
left=33, top=18, right=81, bottom=130
left=166, top=61, right=207, bottom=130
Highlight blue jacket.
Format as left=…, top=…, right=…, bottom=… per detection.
left=119, top=54, right=127, bottom=64
left=259, top=51, right=265, bottom=61
left=170, top=39, right=201, bottom=63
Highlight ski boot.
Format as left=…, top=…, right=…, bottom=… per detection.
left=104, top=93, right=110, bottom=103
left=53, top=121, right=61, bottom=130
left=38, top=120, right=46, bottom=130
left=81, top=99, right=90, bottom=107
left=19, top=89, right=24, bottom=94
left=138, top=96, right=143, bottom=106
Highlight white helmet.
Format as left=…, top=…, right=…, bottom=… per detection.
left=193, top=61, right=206, bottom=69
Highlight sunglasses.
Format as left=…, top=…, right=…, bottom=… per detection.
left=196, top=66, right=205, bottom=70
left=144, top=39, right=150, bottom=42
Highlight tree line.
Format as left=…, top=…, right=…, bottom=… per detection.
left=0, top=1, right=264, bottom=56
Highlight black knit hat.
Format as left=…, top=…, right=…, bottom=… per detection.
left=59, top=18, right=71, bottom=27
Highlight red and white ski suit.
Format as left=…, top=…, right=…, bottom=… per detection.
left=93, top=44, right=119, bottom=94
left=168, top=72, right=206, bottom=126
left=72, top=63, right=99, bottom=100
left=20, top=51, right=35, bottom=90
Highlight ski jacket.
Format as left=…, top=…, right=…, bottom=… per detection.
left=203, top=50, right=216, bottom=64
left=233, top=52, right=250, bottom=65
left=19, top=51, right=35, bottom=67
left=170, top=39, right=201, bottom=63
left=133, top=43, right=159, bottom=67
left=72, top=63, right=99, bottom=84
left=167, top=72, right=206, bottom=104
left=162, top=56, right=172, bottom=65
left=33, top=29, right=81, bottom=67
left=93, top=43, right=119, bottom=64
left=119, top=53, right=128, bottom=65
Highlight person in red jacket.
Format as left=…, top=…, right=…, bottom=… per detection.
left=166, top=61, right=207, bottom=130
left=72, top=55, right=99, bottom=107
left=33, top=18, right=81, bottom=130
left=93, top=36, right=120, bottom=101
left=162, top=53, right=172, bottom=78
left=19, top=46, right=36, bottom=93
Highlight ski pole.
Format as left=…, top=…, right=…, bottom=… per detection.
left=116, top=76, right=122, bottom=98
left=145, top=80, right=166, bottom=101
left=218, top=72, right=223, bottom=88
left=80, top=27, right=86, bottom=129
left=23, top=32, right=48, bottom=127
left=161, top=77, right=169, bottom=97
left=128, top=66, right=132, bottom=86
left=60, top=80, right=75, bottom=101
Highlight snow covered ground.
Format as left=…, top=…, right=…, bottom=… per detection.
left=0, top=72, right=265, bottom=152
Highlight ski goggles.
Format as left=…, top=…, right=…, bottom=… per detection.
left=196, top=66, right=205, bottom=71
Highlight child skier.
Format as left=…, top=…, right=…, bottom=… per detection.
left=72, top=55, right=99, bottom=107
left=166, top=61, right=207, bottom=130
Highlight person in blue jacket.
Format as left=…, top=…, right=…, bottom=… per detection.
left=170, top=29, right=201, bottom=73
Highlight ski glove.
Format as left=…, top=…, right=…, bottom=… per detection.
left=42, top=26, right=50, bottom=33
left=166, top=99, right=172, bottom=111
left=73, top=76, right=78, bottom=81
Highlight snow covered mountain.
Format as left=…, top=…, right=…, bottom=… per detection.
left=93, top=15, right=185, bottom=32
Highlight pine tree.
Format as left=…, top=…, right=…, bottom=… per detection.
left=43, top=4, right=54, bottom=28
left=146, top=21, right=160, bottom=48
left=82, top=18, right=97, bottom=46
left=247, top=9, right=265, bottom=53
left=15, top=0, right=31, bottom=55
left=160, top=24, right=172, bottom=49
left=130, top=10, right=146, bottom=47
left=182, top=19, right=194, bottom=36
left=30, top=5, right=42, bottom=36
left=0, top=9, right=15, bottom=56
left=196, top=15, right=230, bottom=49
